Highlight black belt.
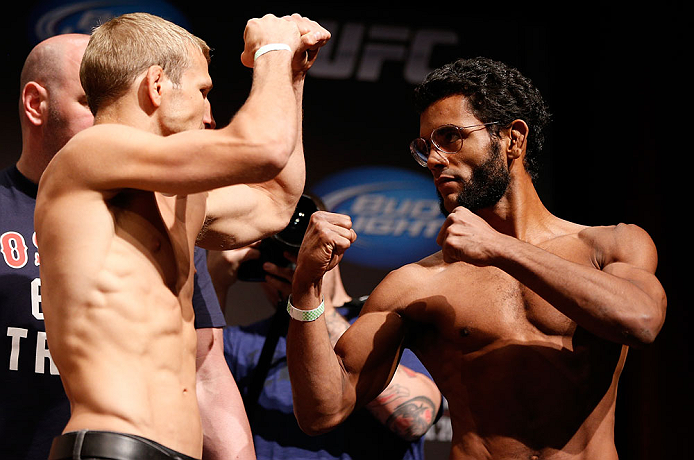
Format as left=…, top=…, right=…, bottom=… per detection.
left=49, top=430, right=199, bottom=460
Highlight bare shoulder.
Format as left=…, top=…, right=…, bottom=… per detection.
left=64, top=123, right=136, bottom=149
left=364, top=251, right=444, bottom=314
left=62, top=124, right=165, bottom=160
left=578, top=223, right=658, bottom=272
left=41, top=124, right=166, bottom=195
left=44, top=125, right=128, bottom=172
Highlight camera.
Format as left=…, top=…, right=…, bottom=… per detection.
left=236, top=194, right=320, bottom=282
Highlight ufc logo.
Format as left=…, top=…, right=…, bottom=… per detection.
left=311, top=21, right=459, bottom=84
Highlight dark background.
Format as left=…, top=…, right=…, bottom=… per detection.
left=0, top=2, right=684, bottom=458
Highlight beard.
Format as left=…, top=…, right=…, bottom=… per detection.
left=437, top=139, right=510, bottom=216
left=44, top=105, right=75, bottom=156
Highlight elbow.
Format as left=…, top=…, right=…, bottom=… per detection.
left=623, top=299, right=667, bottom=348
left=258, top=175, right=305, bottom=237
left=256, top=136, right=294, bottom=178
left=226, top=110, right=297, bottom=182
left=295, top=420, right=334, bottom=437
left=293, top=407, right=346, bottom=437
left=235, top=136, right=294, bottom=184
left=250, top=148, right=289, bottom=183
left=273, top=198, right=300, bottom=229
left=265, top=140, right=293, bottom=173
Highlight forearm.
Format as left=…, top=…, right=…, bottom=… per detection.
left=198, top=378, right=255, bottom=460
left=258, top=74, right=307, bottom=219
left=196, top=329, right=255, bottom=460
left=286, top=283, right=357, bottom=435
left=495, top=236, right=664, bottom=346
left=225, top=52, right=298, bottom=173
left=198, top=76, right=306, bottom=250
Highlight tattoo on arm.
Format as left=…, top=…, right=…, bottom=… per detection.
left=374, top=383, right=410, bottom=404
left=324, top=308, right=350, bottom=346
left=384, top=395, right=436, bottom=440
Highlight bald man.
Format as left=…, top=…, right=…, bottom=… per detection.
left=0, top=33, right=244, bottom=460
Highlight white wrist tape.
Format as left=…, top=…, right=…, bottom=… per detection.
left=286, top=295, right=325, bottom=322
left=254, top=43, right=292, bottom=61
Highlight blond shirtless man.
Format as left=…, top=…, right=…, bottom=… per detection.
left=34, top=12, right=330, bottom=460
left=285, top=57, right=667, bottom=459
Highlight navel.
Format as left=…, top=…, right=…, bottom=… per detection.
left=459, top=327, right=470, bottom=338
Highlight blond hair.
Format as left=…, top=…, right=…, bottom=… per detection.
left=80, top=12, right=211, bottom=115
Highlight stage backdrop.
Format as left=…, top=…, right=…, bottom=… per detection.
left=0, top=2, right=682, bottom=459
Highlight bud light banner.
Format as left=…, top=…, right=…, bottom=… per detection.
left=311, top=166, right=444, bottom=269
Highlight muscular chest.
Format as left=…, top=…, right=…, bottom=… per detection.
left=405, top=264, right=574, bottom=354
left=108, top=191, right=204, bottom=292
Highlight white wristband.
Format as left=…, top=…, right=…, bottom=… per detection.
left=254, top=43, right=292, bottom=61
left=286, top=295, right=325, bottom=322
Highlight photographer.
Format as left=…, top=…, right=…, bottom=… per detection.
left=206, top=195, right=442, bottom=460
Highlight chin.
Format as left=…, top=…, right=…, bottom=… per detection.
left=436, top=193, right=455, bottom=216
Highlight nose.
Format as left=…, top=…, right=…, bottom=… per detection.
left=426, top=146, right=449, bottom=170
left=203, top=100, right=216, bottom=130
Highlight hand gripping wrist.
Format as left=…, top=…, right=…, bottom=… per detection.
left=254, top=43, right=292, bottom=61
left=286, top=295, right=325, bottom=322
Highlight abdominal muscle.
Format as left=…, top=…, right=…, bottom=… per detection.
left=44, top=236, right=202, bottom=457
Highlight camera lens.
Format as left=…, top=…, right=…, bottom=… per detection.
left=273, top=195, right=319, bottom=248
left=237, top=194, right=321, bottom=282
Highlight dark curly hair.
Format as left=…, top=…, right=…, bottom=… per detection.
left=413, top=57, right=551, bottom=182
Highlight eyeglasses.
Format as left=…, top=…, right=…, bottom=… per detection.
left=409, top=122, right=499, bottom=167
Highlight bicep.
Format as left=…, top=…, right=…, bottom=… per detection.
left=199, top=182, right=295, bottom=249
left=335, top=309, right=407, bottom=407
left=56, top=125, right=201, bottom=192
left=335, top=264, right=423, bottom=386
left=59, top=125, right=281, bottom=195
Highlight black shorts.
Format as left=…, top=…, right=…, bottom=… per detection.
left=48, top=430, right=200, bottom=460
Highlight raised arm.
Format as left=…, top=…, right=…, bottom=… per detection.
left=260, top=257, right=441, bottom=440
left=285, top=212, right=410, bottom=435
left=200, top=15, right=331, bottom=249
left=208, top=238, right=440, bottom=439
left=39, top=15, right=328, bottom=205
left=437, top=207, right=667, bottom=347
left=322, top=306, right=440, bottom=440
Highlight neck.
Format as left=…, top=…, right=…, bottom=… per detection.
left=16, top=133, right=52, bottom=184
left=94, top=91, right=157, bottom=132
left=477, top=173, right=556, bottom=244
left=15, top=156, right=43, bottom=184
left=95, top=109, right=152, bottom=131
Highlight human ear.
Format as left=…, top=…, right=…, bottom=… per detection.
left=144, top=66, right=165, bottom=108
left=22, top=82, right=47, bottom=126
left=507, top=119, right=529, bottom=160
